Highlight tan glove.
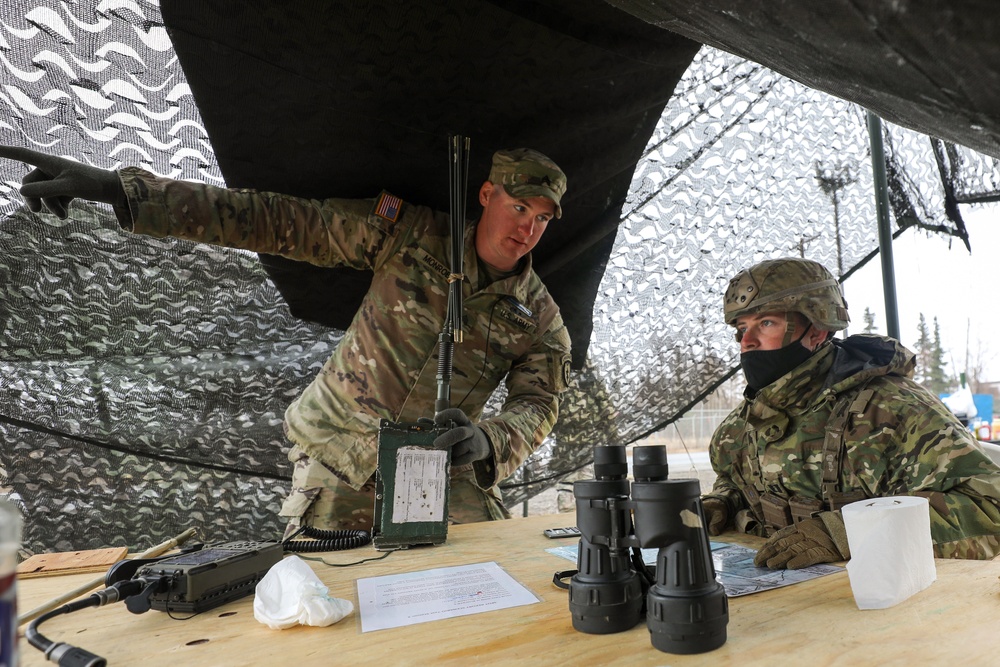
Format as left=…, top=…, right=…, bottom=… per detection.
left=753, top=511, right=850, bottom=570
left=701, top=497, right=729, bottom=536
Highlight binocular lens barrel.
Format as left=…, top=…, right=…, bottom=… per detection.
left=570, top=452, right=644, bottom=634
left=567, top=445, right=728, bottom=653
left=631, top=444, right=669, bottom=481
left=593, top=443, right=629, bottom=479
left=632, top=478, right=728, bottom=654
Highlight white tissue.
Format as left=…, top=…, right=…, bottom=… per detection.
left=842, top=495, right=936, bottom=610
left=253, top=555, right=354, bottom=629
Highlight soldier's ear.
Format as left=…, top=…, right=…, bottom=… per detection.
left=804, top=325, right=829, bottom=351
left=479, top=181, right=494, bottom=206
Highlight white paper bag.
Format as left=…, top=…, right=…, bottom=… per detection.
left=842, top=496, right=936, bottom=610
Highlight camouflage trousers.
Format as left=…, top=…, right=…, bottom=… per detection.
left=279, top=445, right=511, bottom=538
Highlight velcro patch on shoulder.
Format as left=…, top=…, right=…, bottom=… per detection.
left=374, top=192, right=403, bottom=223
left=561, top=356, right=572, bottom=391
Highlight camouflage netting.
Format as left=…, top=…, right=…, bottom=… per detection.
left=2, top=1, right=999, bottom=554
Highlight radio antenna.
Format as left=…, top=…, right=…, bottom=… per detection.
left=435, top=135, right=470, bottom=417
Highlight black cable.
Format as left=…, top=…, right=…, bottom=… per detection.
left=297, top=549, right=393, bottom=568
left=631, top=546, right=656, bottom=589
left=282, top=525, right=371, bottom=553
left=0, top=413, right=285, bottom=481
left=551, top=569, right=575, bottom=590
left=455, top=295, right=504, bottom=410
left=24, top=598, right=100, bottom=656
left=25, top=579, right=153, bottom=667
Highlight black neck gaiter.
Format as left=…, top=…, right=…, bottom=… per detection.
left=740, top=328, right=815, bottom=393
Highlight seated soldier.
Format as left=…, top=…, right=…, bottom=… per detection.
left=702, top=257, right=1000, bottom=568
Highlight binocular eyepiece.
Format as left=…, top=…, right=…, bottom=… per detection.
left=568, top=444, right=728, bottom=654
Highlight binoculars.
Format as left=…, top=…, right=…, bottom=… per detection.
left=568, top=444, right=728, bottom=654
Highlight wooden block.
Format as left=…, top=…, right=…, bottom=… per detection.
left=17, top=547, right=129, bottom=579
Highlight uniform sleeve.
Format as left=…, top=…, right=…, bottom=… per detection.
left=706, top=410, right=751, bottom=519
left=860, top=382, right=1000, bottom=559
left=116, top=167, right=407, bottom=270
left=473, top=314, right=572, bottom=489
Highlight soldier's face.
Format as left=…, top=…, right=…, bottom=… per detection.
left=736, top=311, right=810, bottom=352
left=475, top=181, right=555, bottom=271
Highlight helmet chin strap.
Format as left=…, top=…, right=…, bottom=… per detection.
left=781, top=313, right=812, bottom=348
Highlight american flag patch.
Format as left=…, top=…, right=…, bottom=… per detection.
left=375, top=192, right=402, bottom=222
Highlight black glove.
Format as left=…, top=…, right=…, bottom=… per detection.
left=701, top=497, right=729, bottom=536
left=432, top=408, right=492, bottom=467
left=753, top=511, right=851, bottom=570
left=0, top=145, right=127, bottom=219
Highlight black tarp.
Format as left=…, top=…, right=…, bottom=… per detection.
left=161, top=0, right=1000, bottom=369
left=160, top=0, right=702, bottom=369
left=609, top=0, right=1000, bottom=162
left=2, top=0, right=998, bottom=553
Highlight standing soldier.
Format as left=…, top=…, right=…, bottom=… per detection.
left=0, top=144, right=573, bottom=536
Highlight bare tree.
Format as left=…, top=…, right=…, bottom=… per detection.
left=793, top=232, right=822, bottom=258
left=966, top=336, right=999, bottom=400
left=814, top=159, right=860, bottom=275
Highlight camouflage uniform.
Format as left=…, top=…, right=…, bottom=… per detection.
left=115, top=163, right=572, bottom=532
left=707, top=333, right=1000, bottom=559
left=709, top=257, right=1000, bottom=560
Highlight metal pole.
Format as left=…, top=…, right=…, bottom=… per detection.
left=866, top=110, right=900, bottom=339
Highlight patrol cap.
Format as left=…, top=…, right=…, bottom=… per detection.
left=489, top=148, right=567, bottom=219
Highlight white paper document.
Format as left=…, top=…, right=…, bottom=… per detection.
left=357, top=561, right=539, bottom=632
left=392, top=447, right=448, bottom=522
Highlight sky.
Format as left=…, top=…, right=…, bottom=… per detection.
left=841, top=202, right=1000, bottom=383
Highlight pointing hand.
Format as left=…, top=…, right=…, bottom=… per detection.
left=0, top=145, right=126, bottom=219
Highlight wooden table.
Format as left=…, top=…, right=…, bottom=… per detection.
left=16, top=512, right=1000, bottom=666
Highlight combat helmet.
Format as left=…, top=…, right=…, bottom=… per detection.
left=724, top=257, right=850, bottom=334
